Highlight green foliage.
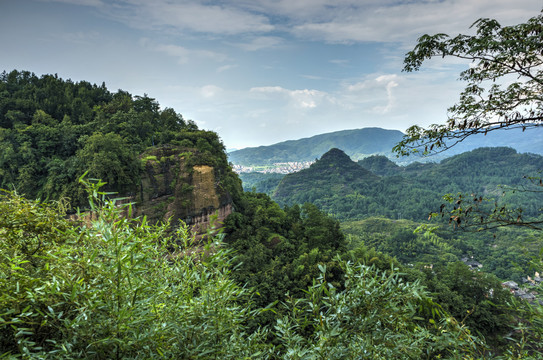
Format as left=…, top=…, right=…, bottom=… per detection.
left=274, top=147, right=543, bottom=223
left=395, top=12, right=543, bottom=157
left=77, top=132, right=141, bottom=194
left=1, top=183, right=541, bottom=358
left=418, top=262, right=520, bottom=342
left=238, top=172, right=284, bottom=195
left=224, top=193, right=346, bottom=325
left=0, top=181, right=267, bottom=359
left=342, top=217, right=464, bottom=266
left=387, top=12, right=543, bottom=355
left=0, top=70, right=239, bottom=210
left=274, top=262, right=482, bottom=359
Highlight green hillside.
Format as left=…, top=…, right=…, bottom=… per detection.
left=0, top=70, right=241, bottom=211
left=273, top=146, right=543, bottom=221
left=1, top=70, right=542, bottom=358
left=228, top=127, right=405, bottom=165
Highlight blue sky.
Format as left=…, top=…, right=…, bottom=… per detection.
left=1, top=0, right=541, bottom=149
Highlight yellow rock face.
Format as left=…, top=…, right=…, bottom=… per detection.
left=191, top=165, right=220, bottom=210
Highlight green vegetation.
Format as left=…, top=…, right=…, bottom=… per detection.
left=238, top=172, right=284, bottom=194
left=229, top=128, right=404, bottom=165
left=0, top=185, right=512, bottom=359
left=3, top=9, right=543, bottom=356
left=0, top=181, right=268, bottom=358
left=396, top=11, right=543, bottom=157
left=273, top=147, right=543, bottom=223
left=268, top=145, right=543, bottom=283
left=0, top=70, right=239, bottom=209
left=224, top=193, right=346, bottom=320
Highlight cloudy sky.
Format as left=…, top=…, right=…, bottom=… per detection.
left=1, top=0, right=541, bottom=149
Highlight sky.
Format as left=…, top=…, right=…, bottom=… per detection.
left=1, top=0, right=541, bottom=150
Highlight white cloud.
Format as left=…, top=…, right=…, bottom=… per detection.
left=201, top=85, right=223, bottom=98
left=232, top=36, right=284, bottom=51
left=21, top=0, right=543, bottom=150
left=343, top=74, right=400, bottom=113
left=149, top=42, right=227, bottom=64
left=251, top=86, right=329, bottom=109
left=99, top=0, right=274, bottom=35
left=44, top=0, right=542, bottom=46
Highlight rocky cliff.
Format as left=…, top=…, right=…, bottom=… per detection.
left=135, top=145, right=235, bottom=235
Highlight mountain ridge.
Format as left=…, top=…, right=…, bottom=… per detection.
left=229, top=127, right=405, bottom=166
left=272, top=146, right=543, bottom=222
left=229, top=126, right=543, bottom=168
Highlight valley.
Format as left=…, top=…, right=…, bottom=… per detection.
left=1, top=68, right=542, bottom=358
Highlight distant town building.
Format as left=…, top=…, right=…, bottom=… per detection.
left=232, top=161, right=314, bottom=174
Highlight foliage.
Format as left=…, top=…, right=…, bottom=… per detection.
left=388, top=11, right=543, bottom=355
left=273, top=147, right=543, bottom=224
left=394, top=11, right=543, bottom=157
left=0, top=181, right=268, bottom=359
left=418, top=262, right=520, bottom=343
left=224, top=192, right=346, bottom=318
left=238, top=172, right=284, bottom=195
left=342, top=217, right=464, bottom=266
left=274, top=262, right=482, bottom=359
left=387, top=8, right=543, bottom=281
left=0, top=185, right=502, bottom=359
left=0, top=70, right=239, bottom=209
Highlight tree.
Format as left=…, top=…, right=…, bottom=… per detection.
left=0, top=182, right=269, bottom=359
left=394, top=11, right=543, bottom=231
left=275, top=262, right=482, bottom=359
left=76, top=132, right=141, bottom=195
left=392, top=14, right=543, bottom=355
left=394, top=11, right=543, bottom=156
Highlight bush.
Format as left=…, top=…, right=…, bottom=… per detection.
left=0, top=181, right=268, bottom=359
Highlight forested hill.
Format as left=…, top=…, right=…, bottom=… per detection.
left=2, top=70, right=543, bottom=358
left=273, top=146, right=543, bottom=221
left=273, top=147, right=378, bottom=203
left=228, top=127, right=404, bottom=165
left=0, top=70, right=241, bottom=213
left=229, top=126, right=543, bottom=167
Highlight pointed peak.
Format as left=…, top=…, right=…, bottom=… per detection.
left=319, top=148, right=352, bottom=162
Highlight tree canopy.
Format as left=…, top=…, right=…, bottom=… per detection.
left=392, top=11, right=543, bottom=232
left=394, top=11, right=543, bottom=156
left=0, top=70, right=237, bottom=209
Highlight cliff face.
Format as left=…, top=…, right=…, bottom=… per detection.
left=135, top=145, right=233, bottom=234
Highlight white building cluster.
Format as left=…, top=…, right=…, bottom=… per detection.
left=233, top=161, right=314, bottom=174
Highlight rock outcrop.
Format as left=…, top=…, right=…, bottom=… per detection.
left=135, top=145, right=234, bottom=235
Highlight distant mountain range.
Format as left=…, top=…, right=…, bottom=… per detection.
left=228, top=126, right=543, bottom=166
left=272, top=146, right=543, bottom=222
left=228, top=128, right=404, bottom=166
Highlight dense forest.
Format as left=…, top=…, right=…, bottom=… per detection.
left=1, top=70, right=542, bottom=358
left=263, top=147, right=543, bottom=223
left=243, top=147, right=543, bottom=282
left=0, top=70, right=241, bottom=210
left=3, top=9, right=543, bottom=355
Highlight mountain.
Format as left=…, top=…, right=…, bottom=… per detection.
left=273, top=148, right=379, bottom=211
left=229, top=126, right=543, bottom=168
left=0, top=70, right=242, bottom=235
left=273, top=146, right=543, bottom=222
left=228, top=127, right=405, bottom=165
left=357, top=155, right=401, bottom=176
